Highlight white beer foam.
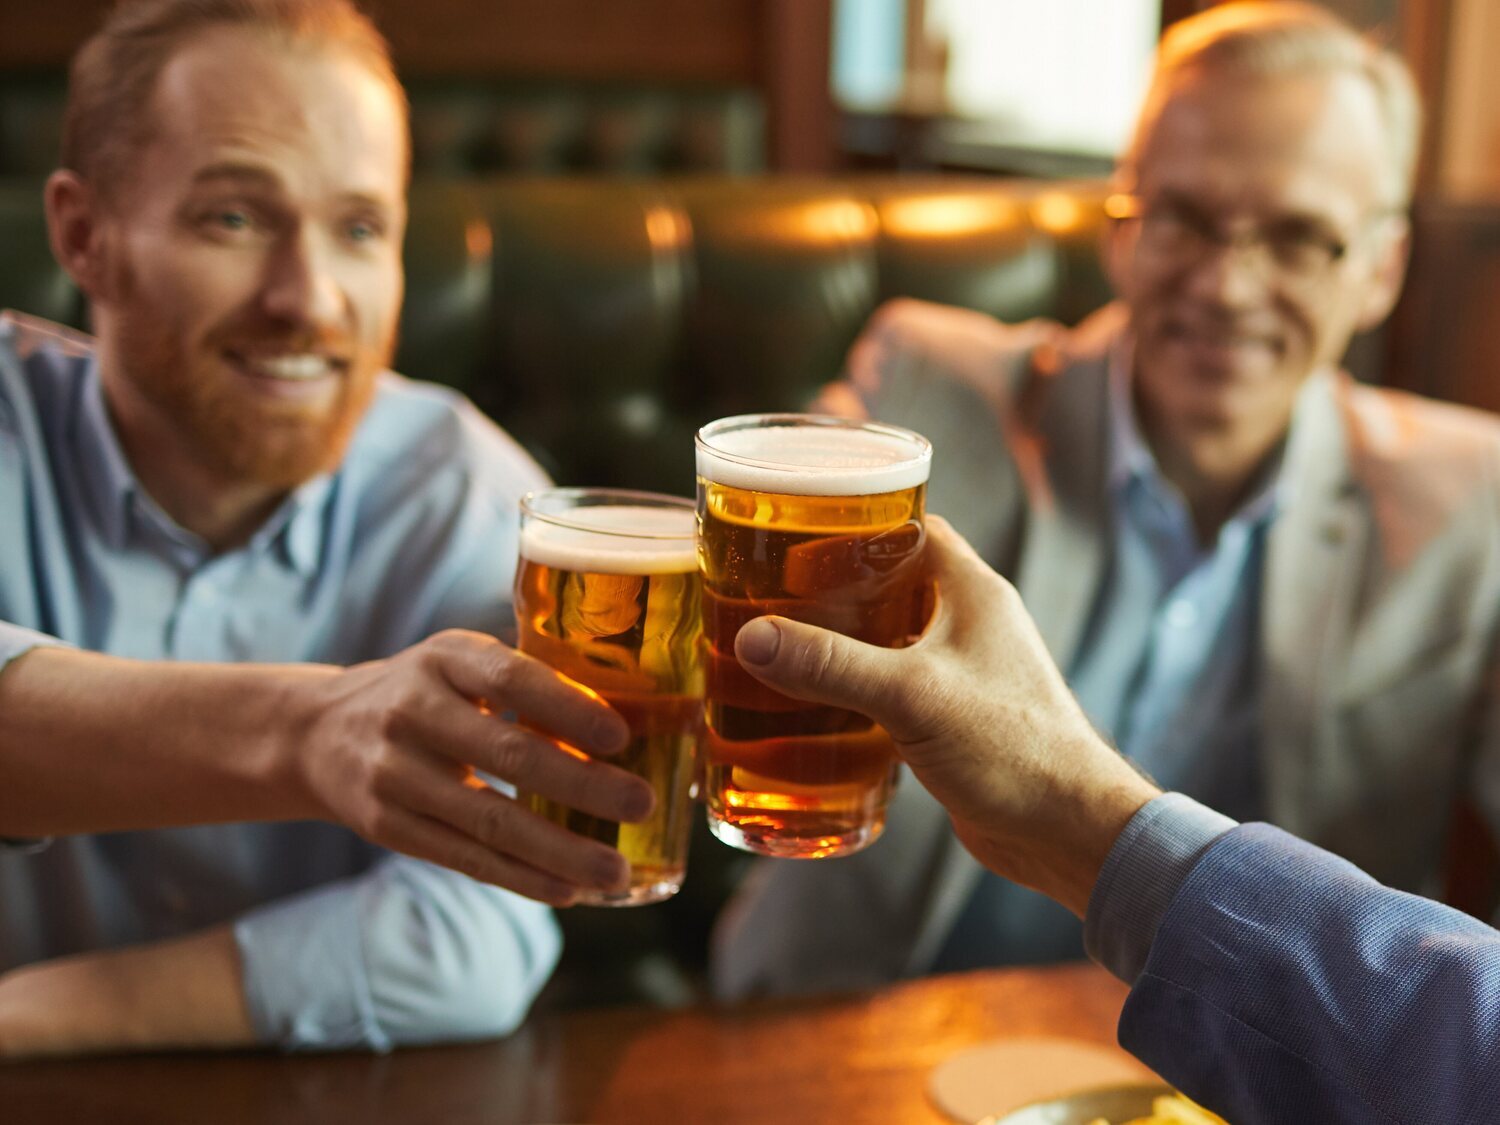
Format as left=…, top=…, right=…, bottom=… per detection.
left=696, top=421, right=930, bottom=496
left=521, top=505, right=698, bottom=575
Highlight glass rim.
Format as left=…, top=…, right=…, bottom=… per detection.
left=519, top=487, right=696, bottom=541
left=693, top=413, right=932, bottom=475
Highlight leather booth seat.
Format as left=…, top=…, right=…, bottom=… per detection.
left=0, top=77, right=764, bottom=178
left=418, top=176, right=1114, bottom=494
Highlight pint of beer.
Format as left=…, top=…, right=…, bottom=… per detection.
left=516, top=489, right=702, bottom=905
left=695, top=414, right=931, bottom=858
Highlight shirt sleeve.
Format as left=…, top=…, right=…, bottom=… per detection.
left=1109, top=817, right=1500, bottom=1124
left=0, top=620, right=67, bottom=674
left=1083, top=792, right=1236, bottom=984
left=0, top=621, right=68, bottom=852
left=233, top=853, right=561, bottom=1051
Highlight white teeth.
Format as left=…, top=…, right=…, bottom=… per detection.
left=247, top=354, right=333, bottom=381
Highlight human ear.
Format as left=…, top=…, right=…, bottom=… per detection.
left=1354, top=214, right=1411, bottom=331
left=44, top=170, right=114, bottom=301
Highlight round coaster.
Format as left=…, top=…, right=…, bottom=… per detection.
left=928, top=1036, right=1159, bottom=1123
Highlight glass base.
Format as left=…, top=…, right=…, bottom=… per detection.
left=706, top=810, right=883, bottom=859
left=574, top=876, right=683, bottom=907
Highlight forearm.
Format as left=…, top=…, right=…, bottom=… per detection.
left=1118, top=822, right=1500, bottom=1124
left=0, top=926, right=254, bottom=1060
left=0, top=646, right=325, bottom=836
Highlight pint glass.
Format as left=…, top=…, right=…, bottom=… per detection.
left=515, top=489, right=702, bottom=905
left=695, top=414, right=931, bottom=858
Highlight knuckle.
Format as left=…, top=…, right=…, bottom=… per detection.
left=446, top=845, right=491, bottom=885
left=365, top=744, right=404, bottom=796
left=485, top=645, right=523, bottom=699
left=800, top=632, right=840, bottom=690
left=484, top=725, right=531, bottom=781
left=472, top=794, right=516, bottom=848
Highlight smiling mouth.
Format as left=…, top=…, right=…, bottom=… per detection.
left=1165, top=322, right=1279, bottom=353
left=226, top=350, right=349, bottom=379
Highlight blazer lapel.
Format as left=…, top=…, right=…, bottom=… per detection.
left=905, top=348, right=1113, bottom=972
left=1260, top=372, right=1369, bottom=837
left=1013, top=349, right=1111, bottom=670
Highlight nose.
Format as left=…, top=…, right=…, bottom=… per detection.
left=260, top=226, right=347, bottom=330
left=1182, top=234, right=1272, bottom=310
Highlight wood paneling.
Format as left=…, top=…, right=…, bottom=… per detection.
left=0, top=0, right=838, bottom=170
left=1385, top=199, right=1500, bottom=412
left=370, top=0, right=759, bottom=82
left=0, top=0, right=761, bottom=81
left=759, top=0, right=834, bottom=172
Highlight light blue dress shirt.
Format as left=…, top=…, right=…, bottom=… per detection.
left=1089, top=793, right=1500, bottom=1125
left=933, top=348, right=1281, bottom=970
left=0, top=314, right=558, bottom=1050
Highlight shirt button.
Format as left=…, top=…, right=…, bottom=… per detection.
left=1165, top=599, right=1199, bottom=629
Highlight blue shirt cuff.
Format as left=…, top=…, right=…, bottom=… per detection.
left=1084, top=792, right=1236, bottom=985
left=0, top=621, right=67, bottom=672
left=0, top=623, right=68, bottom=853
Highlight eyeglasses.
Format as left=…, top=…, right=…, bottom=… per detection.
left=1104, top=192, right=1370, bottom=279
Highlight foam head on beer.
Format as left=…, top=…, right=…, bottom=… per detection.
left=694, top=418, right=932, bottom=496
left=519, top=504, right=698, bottom=575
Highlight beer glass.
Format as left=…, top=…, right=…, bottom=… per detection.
left=695, top=414, right=931, bottom=858
left=515, top=488, right=702, bottom=905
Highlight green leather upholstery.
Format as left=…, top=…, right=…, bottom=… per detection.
left=0, top=180, right=83, bottom=328
left=0, top=78, right=765, bottom=177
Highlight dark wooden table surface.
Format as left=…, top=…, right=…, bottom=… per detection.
left=0, top=962, right=1139, bottom=1124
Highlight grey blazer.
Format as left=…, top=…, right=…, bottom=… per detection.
left=712, top=303, right=1500, bottom=1000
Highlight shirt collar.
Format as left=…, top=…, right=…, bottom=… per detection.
left=75, top=357, right=140, bottom=551
left=75, top=358, right=333, bottom=577
left=1106, top=337, right=1285, bottom=533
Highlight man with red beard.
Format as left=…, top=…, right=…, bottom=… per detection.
left=0, top=0, right=652, bottom=1056
left=716, top=2, right=1500, bottom=999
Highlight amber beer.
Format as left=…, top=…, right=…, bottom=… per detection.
left=696, top=415, right=931, bottom=858
left=515, top=489, right=702, bottom=905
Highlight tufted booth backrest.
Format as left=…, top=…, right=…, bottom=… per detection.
left=405, top=177, right=1113, bottom=493
left=0, top=77, right=764, bottom=178
left=0, top=175, right=1114, bottom=494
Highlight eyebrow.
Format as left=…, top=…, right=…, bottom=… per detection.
left=187, top=163, right=399, bottom=213
left=189, top=162, right=281, bottom=190
left=1153, top=187, right=1346, bottom=232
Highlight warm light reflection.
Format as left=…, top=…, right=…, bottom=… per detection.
left=644, top=205, right=690, bottom=251
left=882, top=195, right=1021, bottom=238
left=1030, top=192, right=1093, bottom=234
left=464, top=218, right=493, bottom=261
left=778, top=200, right=879, bottom=244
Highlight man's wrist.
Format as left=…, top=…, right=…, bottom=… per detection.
left=1041, top=763, right=1160, bottom=918
left=254, top=664, right=341, bottom=823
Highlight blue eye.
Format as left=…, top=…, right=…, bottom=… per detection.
left=346, top=220, right=381, bottom=243
left=217, top=210, right=251, bottom=231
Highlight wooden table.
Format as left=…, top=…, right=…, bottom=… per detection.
left=0, top=962, right=1140, bottom=1124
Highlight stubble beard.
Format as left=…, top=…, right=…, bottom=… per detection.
left=107, top=277, right=392, bottom=494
